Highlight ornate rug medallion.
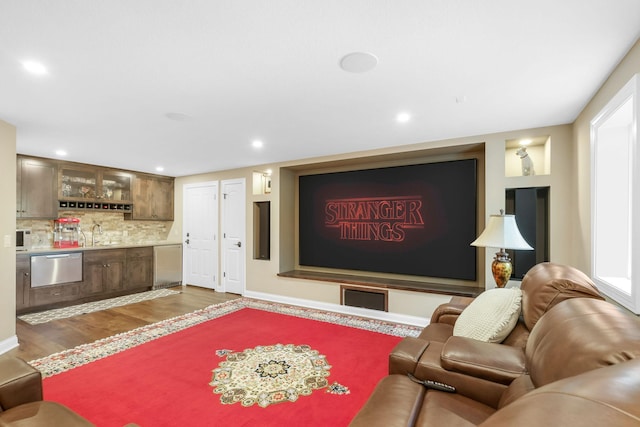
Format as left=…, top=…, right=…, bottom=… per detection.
left=210, top=344, right=333, bottom=408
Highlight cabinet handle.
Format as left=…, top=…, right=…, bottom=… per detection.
left=24, top=273, right=29, bottom=276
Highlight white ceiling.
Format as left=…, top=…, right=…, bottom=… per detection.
left=2, top=1, right=639, bottom=177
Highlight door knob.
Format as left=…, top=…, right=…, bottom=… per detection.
left=235, top=241, right=242, bottom=248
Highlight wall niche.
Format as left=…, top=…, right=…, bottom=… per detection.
left=505, top=136, right=551, bottom=177
left=505, top=186, right=550, bottom=279
left=253, top=201, right=270, bottom=260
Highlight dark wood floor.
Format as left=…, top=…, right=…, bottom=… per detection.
left=7, top=286, right=241, bottom=361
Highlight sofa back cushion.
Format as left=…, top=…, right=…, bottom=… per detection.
left=520, top=262, right=603, bottom=331
left=525, top=298, right=640, bottom=388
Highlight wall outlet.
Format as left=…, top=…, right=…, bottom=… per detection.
left=4, top=234, right=11, bottom=248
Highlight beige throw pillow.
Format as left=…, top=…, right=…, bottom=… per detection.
left=453, top=288, right=522, bottom=343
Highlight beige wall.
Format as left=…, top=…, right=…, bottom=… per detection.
left=174, top=123, right=573, bottom=318
left=0, top=120, right=17, bottom=350
left=572, top=39, right=640, bottom=273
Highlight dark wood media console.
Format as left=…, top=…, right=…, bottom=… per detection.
left=277, top=270, right=482, bottom=298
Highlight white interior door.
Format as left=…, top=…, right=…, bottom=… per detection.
left=221, top=178, right=245, bottom=295
left=183, top=181, right=218, bottom=290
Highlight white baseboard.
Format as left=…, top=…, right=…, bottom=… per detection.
left=0, top=335, right=19, bottom=355
left=244, top=290, right=429, bottom=327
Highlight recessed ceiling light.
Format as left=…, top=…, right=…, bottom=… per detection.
left=22, top=60, right=48, bottom=76
left=252, top=140, right=264, bottom=149
left=396, top=112, right=411, bottom=123
left=339, top=52, right=378, bottom=73
left=156, top=166, right=165, bottom=172
left=55, top=149, right=67, bottom=156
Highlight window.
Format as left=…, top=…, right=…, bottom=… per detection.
left=590, top=74, right=639, bottom=313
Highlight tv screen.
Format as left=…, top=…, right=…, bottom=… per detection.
left=298, top=159, right=477, bottom=280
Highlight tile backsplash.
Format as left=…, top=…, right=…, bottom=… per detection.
left=17, top=211, right=172, bottom=248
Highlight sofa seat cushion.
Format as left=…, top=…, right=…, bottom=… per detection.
left=416, top=390, right=495, bottom=427
left=0, top=401, right=94, bottom=427
left=415, top=341, right=508, bottom=408
left=453, top=288, right=522, bottom=343
left=440, top=337, right=526, bottom=385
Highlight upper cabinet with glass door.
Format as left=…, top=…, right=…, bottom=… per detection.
left=59, top=165, right=132, bottom=203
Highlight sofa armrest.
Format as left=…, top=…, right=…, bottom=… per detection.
left=0, top=357, right=43, bottom=411
left=440, top=337, right=527, bottom=385
left=389, top=337, right=430, bottom=375
left=430, top=300, right=473, bottom=326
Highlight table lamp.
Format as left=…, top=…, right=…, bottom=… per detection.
left=471, top=210, right=533, bottom=287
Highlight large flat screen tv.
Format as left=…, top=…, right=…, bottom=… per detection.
left=299, top=159, right=477, bottom=280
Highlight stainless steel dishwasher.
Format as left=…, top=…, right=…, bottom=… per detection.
left=31, top=252, right=83, bottom=287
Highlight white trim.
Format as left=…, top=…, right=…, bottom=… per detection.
left=0, top=335, right=19, bottom=355
left=590, top=73, right=640, bottom=314
left=244, top=290, right=429, bottom=327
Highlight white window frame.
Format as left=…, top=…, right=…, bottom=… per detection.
left=590, top=73, right=639, bottom=314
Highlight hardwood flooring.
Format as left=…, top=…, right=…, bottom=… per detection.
left=7, top=286, right=241, bottom=361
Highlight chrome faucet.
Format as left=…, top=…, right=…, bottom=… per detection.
left=91, top=223, right=102, bottom=246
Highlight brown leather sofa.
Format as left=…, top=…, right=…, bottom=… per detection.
left=0, top=356, right=94, bottom=426
left=388, top=262, right=605, bottom=407
left=351, top=269, right=640, bottom=426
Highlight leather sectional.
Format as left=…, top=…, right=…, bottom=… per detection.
left=350, top=263, right=640, bottom=426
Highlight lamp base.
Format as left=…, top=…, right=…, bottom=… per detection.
left=491, top=249, right=512, bottom=288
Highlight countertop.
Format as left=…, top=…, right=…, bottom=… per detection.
left=17, top=241, right=183, bottom=255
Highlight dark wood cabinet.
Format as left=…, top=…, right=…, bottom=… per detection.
left=128, top=174, right=174, bottom=220
left=30, top=283, right=81, bottom=307
left=83, top=249, right=126, bottom=295
left=125, top=247, right=153, bottom=290
left=16, top=157, right=57, bottom=219
left=16, top=246, right=157, bottom=314
left=16, top=155, right=172, bottom=218
left=59, top=165, right=132, bottom=203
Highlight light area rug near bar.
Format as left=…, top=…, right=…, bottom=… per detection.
left=17, top=288, right=180, bottom=324
left=34, top=298, right=422, bottom=427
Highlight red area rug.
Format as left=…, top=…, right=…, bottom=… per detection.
left=36, top=299, right=419, bottom=426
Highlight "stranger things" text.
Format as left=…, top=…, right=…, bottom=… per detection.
left=324, top=196, right=425, bottom=242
